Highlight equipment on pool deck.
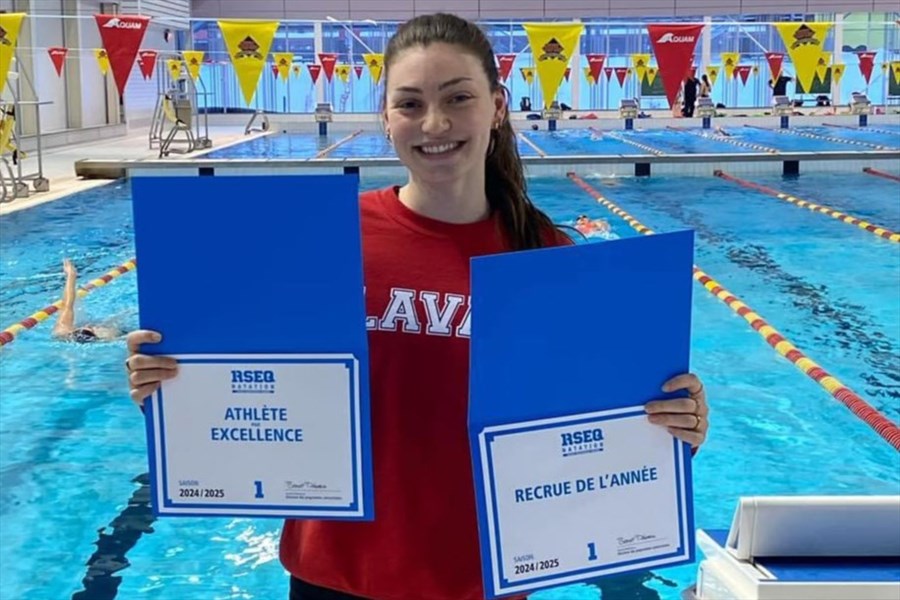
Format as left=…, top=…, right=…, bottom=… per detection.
left=244, top=109, right=270, bottom=135
left=696, top=97, right=716, bottom=129
left=315, top=103, right=334, bottom=136
left=158, top=92, right=198, bottom=158
left=772, top=95, right=793, bottom=128
left=850, top=92, right=873, bottom=126
left=150, top=59, right=212, bottom=153
left=542, top=101, right=562, bottom=132
left=620, top=98, right=639, bottom=130
left=688, top=495, right=900, bottom=600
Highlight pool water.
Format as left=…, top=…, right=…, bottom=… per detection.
left=1, top=172, right=898, bottom=600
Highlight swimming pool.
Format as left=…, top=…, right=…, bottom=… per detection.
left=1, top=170, right=898, bottom=600
left=202, top=126, right=899, bottom=159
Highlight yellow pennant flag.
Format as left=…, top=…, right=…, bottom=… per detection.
left=273, top=52, right=293, bottom=81
left=167, top=59, right=182, bottom=81
left=291, top=64, right=302, bottom=78
left=630, top=53, right=651, bottom=84
left=521, top=67, right=535, bottom=84
left=646, top=66, right=658, bottom=86
left=182, top=50, right=204, bottom=81
left=218, top=20, right=280, bottom=105
left=831, top=63, right=845, bottom=84
left=95, top=49, right=111, bottom=76
left=775, top=22, right=832, bottom=94
left=721, top=53, right=740, bottom=79
left=523, top=22, right=584, bottom=108
left=707, top=66, right=720, bottom=86
left=583, top=66, right=595, bottom=85
left=0, top=13, right=26, bottom=95
left=892, top=61, right=900, bottom=84
left=335, top=64, right=351, bottom=83
left=363, top=53, right=384, bottom=84
left=816, top=51, right=831, bottom=81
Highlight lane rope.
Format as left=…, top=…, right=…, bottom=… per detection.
left=0, top=258, right=137, bottom=347
left=744, top=124, right=893, bottom=151
left=566, top=172, right=900, bottom=451
left=862, top=167, right=900, bottom=183
left=518, top=132, right=548, bottom=158
left=313, top=129, right=364, bottom=159
left=595, top=128, right=666, bottom=156
left=715, top=170, right=900, bottom=243
left=667, top=125, right=779, bottom=154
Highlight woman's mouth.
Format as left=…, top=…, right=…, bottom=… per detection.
left=415, top=141, right=465, bottom=156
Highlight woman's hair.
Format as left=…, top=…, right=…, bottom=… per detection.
left=383, top=13, right=571, bottom=250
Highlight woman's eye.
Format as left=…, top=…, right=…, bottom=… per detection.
left=450, top=94, right=473, bottom=103
left=395, top=100, right=419, bottom=109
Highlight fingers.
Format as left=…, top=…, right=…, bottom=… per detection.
left=645, top=397, right=697, bottom=415
left=130, top=382, right=160, bottom=407
left=127, top=330, right=162, bottom=354
left=129, top=367, right=178, bottom=388
left=667, top=426, right=706, bottom=448
left=127, top=354, right=179, bottom=372
left=661, top=372, right=703, bottom=395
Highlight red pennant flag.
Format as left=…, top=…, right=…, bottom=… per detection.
left=764, top=52, right=784, bottom=79
left=564, top=67, right=571, bottom=81
left=137, top=50, right=157, bottom=79
left=603, top=67, right=613, bottom=81
left=94, top=14, right=150, bottom=96
left=318, top=53, right=338, bottom=82
left=647, top=23, right=704, bottom=108
left=272, top=64, right=279, bottom=78
left=857, top=51, right=876, bottom=84
left=48, top=47, right=68, bottom=77
left=308, top=63, right=322, bottom=84
left=354, top=65, right=364, bottom=79
left=497, top=54, right=516, bottom=82
left=586, top=54, right=606, bottom=82
left=613, top=67, right=628, bottom=86
left=735, top=65, right=752, bottom=84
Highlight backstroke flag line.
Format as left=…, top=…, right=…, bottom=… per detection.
left=218, top=20, right=280, bottom=105
left=523, top=22, right=584, bottom=108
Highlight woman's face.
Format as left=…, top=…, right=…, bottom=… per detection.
left=384, top=43, right=506, bottom=186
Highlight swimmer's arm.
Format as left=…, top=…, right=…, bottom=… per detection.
left=53, top=260, right=77, bottom=336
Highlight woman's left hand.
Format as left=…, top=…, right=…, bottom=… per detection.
left=645, top=373, right=708, bottom=449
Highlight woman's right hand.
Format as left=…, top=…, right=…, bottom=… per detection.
left=126, top=330, right=179, bottom=407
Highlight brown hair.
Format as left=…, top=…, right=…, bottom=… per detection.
left=383, top=13, right=572, bottom=250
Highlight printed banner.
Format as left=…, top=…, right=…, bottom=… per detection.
left=183, top=50, right=204, bottom=81
left=48, top=47, right=68, bottom=77
left=583, top=66, right=595, bottom=85
left=95, top=49, right=110, bottom=76
left=271, top=64, right=279, bottom=78
left=354, top=65, right=363, bottom=79
left=647, top=23, right=704, bottom=108
left=521, top=67, right=535, bottom=84
left=816, top=51, right=831, bottom=82
left=765, top=51, right=784, bottom=80
left=0, top=13, right=26, bottom=95
left=363, top=53, right=384, bottom=84
left=630, top=53, right=651, bottom=83
left=94, top=14, right=150, bottom=96
left=218, top=20, right=280, bottom=105
left=586, top=54, right=606, bottom=82
left=613, top=67, right=628, bottom=86
left=138, top=50, right=158, bottom=79
left=734, top=65, right=752, bottom=85
left=603, top=66, right=613, bottom=81
left=497, top=54, right=516, bottom=82
left=857, top=51, right=876, bottom=84
left=646, top=66, right=658, bottom=86
left=308, top=63, right=322, bottom=84
left=167, top=59, right=182, bottom=81
left=892, top=61, right=900, bottom=85
left=274, top=52, right=293, bottom=81
left=318, top=53, right=338, bottom=82
left=335, top=64, right=351, bottom=84
left=721, top=52, right=740, bottom=80
left=775, top=22, right=832, bottom=95
left=831, top=63, right=845, bottom=84
left=523, top=22, right=584, bottom=108
left=707, top=65, right=720, bottom=86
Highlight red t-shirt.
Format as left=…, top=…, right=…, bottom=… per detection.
left=280, top=187, right=569, bottom=600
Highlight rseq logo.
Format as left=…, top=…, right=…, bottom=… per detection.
left=231, top=369, right=276, bottom=394
left=561, top=428, right=605, bottom=457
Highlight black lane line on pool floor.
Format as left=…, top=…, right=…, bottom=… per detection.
left=609, top=189, right=900, bottom=409
left=71, top=473, right=156, bottom=600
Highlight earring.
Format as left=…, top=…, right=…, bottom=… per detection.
left=385, top=131, right=392, bottom=142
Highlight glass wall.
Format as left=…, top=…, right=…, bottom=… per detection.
left=186, top=12, right=900, bottom=114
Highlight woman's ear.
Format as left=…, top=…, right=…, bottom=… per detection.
left=493, top=89, right=508, bottom=125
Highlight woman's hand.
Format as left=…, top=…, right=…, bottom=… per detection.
left=644, top=373, right=708, bottom=449
left=125, top=330, right=178, bottom=407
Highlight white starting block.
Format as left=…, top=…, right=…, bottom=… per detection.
left=314, top=103, right=334, bottom=123
left=850, top=93, right=873, bottom=115
left=693, top=496, right=900, bottom=600
left=620, top=98, right=640, bottom=119
left=772, top=95, right=793, bottom=117
left=696, top=97, right=716, bottom=118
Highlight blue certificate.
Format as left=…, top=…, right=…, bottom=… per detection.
left=469, top=231, right=695, bottom=597
left=132, top=174, right=373, bottom=520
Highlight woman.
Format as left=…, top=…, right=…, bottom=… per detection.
left=699, top=74, right=711, bottom=98
left=125, top=14, right=709, bottom=600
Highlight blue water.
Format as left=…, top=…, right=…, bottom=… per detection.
left=200, top=126, right=898, bottom=159
left=1, top=174, right=898, bottom=600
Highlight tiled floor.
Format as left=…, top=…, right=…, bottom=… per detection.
left=0, top=125, right=251, bottom=215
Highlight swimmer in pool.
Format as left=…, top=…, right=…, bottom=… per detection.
left=713, top=126, right=732, bottom=137
left=575, top=215, right=611, bottom=236
left=52, top=259, right=122, bottom=343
